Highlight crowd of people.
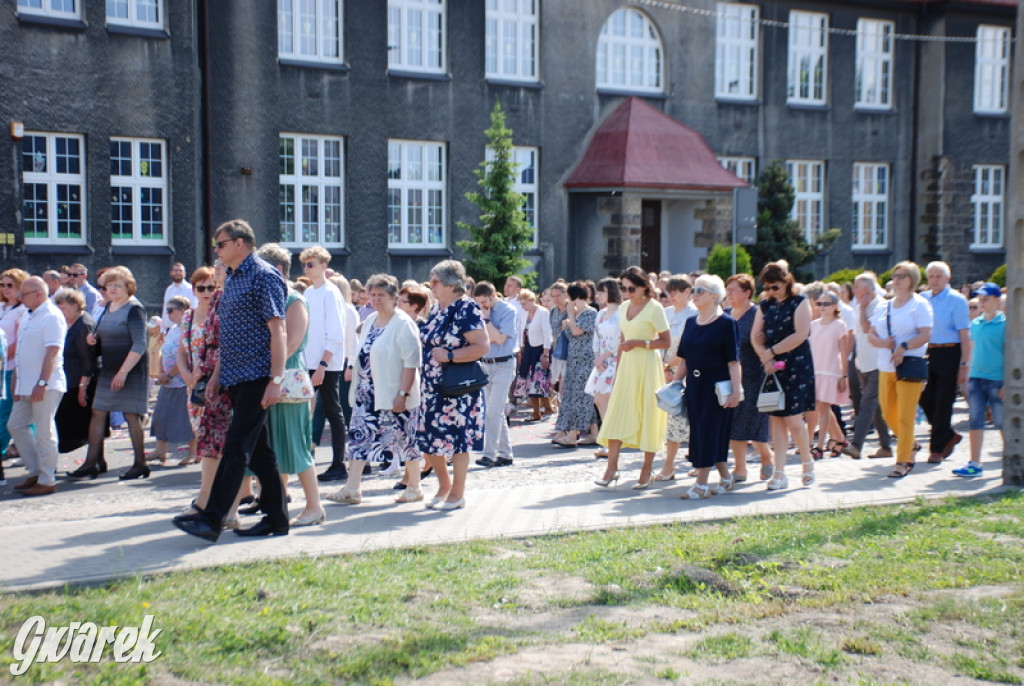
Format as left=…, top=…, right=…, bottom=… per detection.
left=0, top=223, right=1006, bottom=542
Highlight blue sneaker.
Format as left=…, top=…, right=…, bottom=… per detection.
left=952, top=463, right=983, bottom=477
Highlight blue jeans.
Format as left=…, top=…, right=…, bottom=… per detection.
left=968, top=378, right=1003, bottom=430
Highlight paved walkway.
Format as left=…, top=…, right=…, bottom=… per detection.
left=0, top=402, right=1007, bottom=592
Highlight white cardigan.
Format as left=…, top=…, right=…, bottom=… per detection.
left=523, top=305, right=552, bottom=348
left=348, top=309, right=422, bottom=410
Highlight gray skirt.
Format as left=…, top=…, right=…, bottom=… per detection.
left=150, top=386, right=194, bottom=443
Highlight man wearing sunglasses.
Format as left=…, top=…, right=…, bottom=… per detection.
left=68, top=264, right=100, bottom=316
left=161, top=262, right=197, bottom=332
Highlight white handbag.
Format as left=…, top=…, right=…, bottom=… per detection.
left=655, top=380, right=686, bottom=417
left=756, top=373, right=786, bottom=413
left=714, top=380, right=744, bottom=406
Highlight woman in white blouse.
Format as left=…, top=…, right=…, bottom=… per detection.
left=584, top=278, right=621, bottom=458
left=867, top=261, right=933, bottom=478
left=515, top=289, right=554, bottom=421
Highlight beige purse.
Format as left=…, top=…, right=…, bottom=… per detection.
left=756, top=373, right=785, bottom=413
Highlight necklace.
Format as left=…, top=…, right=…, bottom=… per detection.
left=696, top=309, right=719, bottom=325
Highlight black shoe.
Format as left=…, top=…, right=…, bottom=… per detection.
left=238, top=495, right=256, bottom=506
left=173, top=516, right=220, bottom=542
left=393, top=482, right=408, bottom=490
left=238, top=499, right=261, bottom=515
left=362, top=463, right=372, bottom=475
left=420, top=466, right=433, bottom=478
left=317, top=467, right=347, bottom=482
left=475, top=456, right=496, bottom=468
left=66, top=465, right=101, bottom=480
left=173, top=510, right=205, bottom=524
left=119, top=465, right=151, bottom=480
left=493, top=457, right=514, bottom=467
left=233, top=518, right=289, bottom=537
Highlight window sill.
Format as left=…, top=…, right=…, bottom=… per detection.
left=969, top=245, right=1005, bottom=254
left=974, top=110, right=1011, bottom=119
left=854, top=105, right=895, bottom=114
left=23, top=243, right=91, bottom=255
left=715, top=96, right=760, bottom=106
left=17, top=13, right=86, bottom=30
left=486, top=78, right=543, bottom=90
left=106, top=24, right=169, bottom=39
left=786, top=102, right=830, bottom=112
left=388, top=70, right=450, bottom=82
left=850, top=246, right=891, bottom=255
left=279, top=58, right=349, bottom=72
left=286, top=246, right=350, bottom=256
left=596, top=88, right=667, bottom=100
left=111, top=245, right=174, bottom=256
left=388, top=248, right=452, bottom=258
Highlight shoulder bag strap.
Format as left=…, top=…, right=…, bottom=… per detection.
left=886, top=301, right=892, bottom=339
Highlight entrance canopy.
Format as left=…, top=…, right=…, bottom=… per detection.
left=565, top=97, right=747, bottom=193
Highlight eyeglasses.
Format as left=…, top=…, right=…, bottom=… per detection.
left=166, top=307, right=180, bottom=313
left=194, top=285, right=216, bottom=293
left=20, top=290, right=43, bottom=298
left=105, top=282, right=126, bottom=289
left=765, top=284, right=782, bottom=292
left=1, top=283, right=14, bottom=288
left=892, top=273, right=911, bottom=280
left=397, top=298, right=410, bottom=305
left=693, top=287, right=709, bottom=295
left=213, top=238, right=234, bottom=250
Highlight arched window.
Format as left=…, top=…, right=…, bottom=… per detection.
left=596, top=8, right=663, bottom=93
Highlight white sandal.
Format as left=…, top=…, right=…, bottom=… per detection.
left=682, top=483, right=711, bottom=499
left=766, top=474, right=790, bottom=491
left=711, top=475, right=735, bottom=495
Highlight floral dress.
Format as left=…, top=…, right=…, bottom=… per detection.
left=416, top=298, right=486, bottom=457
left=555, top=308, right=598, bottom=432
left=759, top=294, right=816, bottom=417
left=348, top=324, right=421, bottom=465
left=584, top=307, right=620, bottom=396
left=182, top=291, right=232, bottom=459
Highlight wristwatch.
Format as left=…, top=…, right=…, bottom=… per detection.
left=271, top=375, right=284, bottom=385
left=398, top=389, right=410, bottom=397
left=318, top=360, right=329, bottom=368
left=36, top=379, right=47, bottom=388
left=644, top=340, right=650, bottom=349
left=447, top=349, right=454, bottom=362
left=900, top=342, right=909, bottom=350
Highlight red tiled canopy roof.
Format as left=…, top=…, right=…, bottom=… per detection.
left=565, top=97, right=747, bottom=192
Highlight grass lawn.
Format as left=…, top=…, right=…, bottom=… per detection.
left=2, top=491, right=1022, bottom=685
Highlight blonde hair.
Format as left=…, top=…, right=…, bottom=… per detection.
left=99, top=266, right=137, bottom=296
left=299, top=245, right=332, bottom=264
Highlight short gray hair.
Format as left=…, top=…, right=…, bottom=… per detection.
left=430, top=260, right=467, bottom=295
left=694, top=274, right=726, bottom=305
left=256, top=242, right=292, bottom=274
left=167, top=295, right=192, bottom=311
left=802, top=281, right=826, bottom=302
left=854, top=272, right=878, bottom=290
left=365, top=273, right=399, bottom=298
left=926, top=261, right=951, bottom=279
left=214, top=219, right=256, bottom=247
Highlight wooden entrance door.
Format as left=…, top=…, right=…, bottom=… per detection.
left=640, top=200, right=661, bottom=273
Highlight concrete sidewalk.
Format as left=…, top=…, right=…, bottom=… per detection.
left=0, top=405, right=1007, bottom=593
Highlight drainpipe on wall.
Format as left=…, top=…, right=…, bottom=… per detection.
left=199, top=0, right=213, bottom=266
left=909, top=10, right=922, bottom=263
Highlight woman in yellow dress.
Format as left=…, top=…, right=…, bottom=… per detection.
left=596, top=266, right=671, bottom=488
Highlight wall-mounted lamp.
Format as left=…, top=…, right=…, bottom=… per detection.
left=10, top=122, right=24, bottom=141
left=240, top=167, right=253, bottom=176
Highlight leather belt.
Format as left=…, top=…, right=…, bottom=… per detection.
left=928, top=343, right=960, bottom=348
left=482, top=355, right=514, bottom=364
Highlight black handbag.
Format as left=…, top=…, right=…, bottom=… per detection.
left=887, top=302, right=929, bottom=382
left=437, top=301, right=489, bottom=397
left=190, top=376, right=209, bottom=406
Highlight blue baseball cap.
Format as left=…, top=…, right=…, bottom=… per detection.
left=975, top=282, right=1002, bottom=297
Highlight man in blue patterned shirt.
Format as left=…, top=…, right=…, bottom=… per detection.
left=174, top=219, right=289, bottom=542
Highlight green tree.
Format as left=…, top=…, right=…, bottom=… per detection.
left=457, top=100, right=536, bottom=289
left=705, top=243, right=752, bottom=280
left=990, top=264, right=1007, bottom=287
left=747, top=161, right=837, bottom=281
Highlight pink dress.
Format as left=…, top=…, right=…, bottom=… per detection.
left=809, top=317, right=850, bottom=405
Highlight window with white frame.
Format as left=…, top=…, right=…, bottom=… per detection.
left=107, top=0, right=162, bottom=29
left=278, top=0, right=342, bottom=63
left=388, top=0, right=446, bottom=74
left=17, top=0, right=79, bottom=20
left=718, top=157, right=756, bottom=185
left=972, top=165, right=1004, bottom=248
left=855, top=18, right=893, bottom=108
left=486, top=145, right=539, bottom=247
left=786, top=160, right=824, bottom=244
left=485, top=0, right=537, bottom=82
left=110, top=138, right=168, bottom=244
left=279, top=134, right=345, bottom=247
left=715, top=3, right=759, bottom=100
left=787, top=11, right=828, bottom=105
left=388, top=140, right=446, bottom=248
left=22, top=133, right=86, bottom=244
left=974, top=25, right=1010, bottom=114
left=851, top=163, right=889, bottom=249
left=596, top=8, right=663, bottom=93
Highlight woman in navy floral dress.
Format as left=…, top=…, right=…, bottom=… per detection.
left=417, top=261, right=489, bottom=511
left=751, top=262, right=816, bottom=491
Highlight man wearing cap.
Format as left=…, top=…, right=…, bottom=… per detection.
left=919, top=261, right=971, bottom=463
left=953, top=283, right=1005, bottom=477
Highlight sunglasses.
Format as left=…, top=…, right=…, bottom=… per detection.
left=194, top=285, right=216, bottom=293
left=693, top=287, right=709, bottom=295
left=213, top=238, right=234, bottom=249
left=303, top=261, right=319, bottom=269
left=619, top=283, right=641, bottom=294
left=816, top=300, right=835, bottom=307
left=1, top=283, right=14, bottom=288
left=69, top=272, right=84, bottom=278
left=765, top=284, right=782, bottom=292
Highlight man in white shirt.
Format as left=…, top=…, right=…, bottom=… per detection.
left=8, top=277, right=66, bottom=496
left=473, top=282, right=519, bottom=468
left=300, top=246, right=349, bottom=482
left=162, top=262, right=198, bottom=331
left=843, top=272, right=893, bottom=459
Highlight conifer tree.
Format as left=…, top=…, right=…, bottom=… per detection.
left=747, top=161, right=818, bottom=279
